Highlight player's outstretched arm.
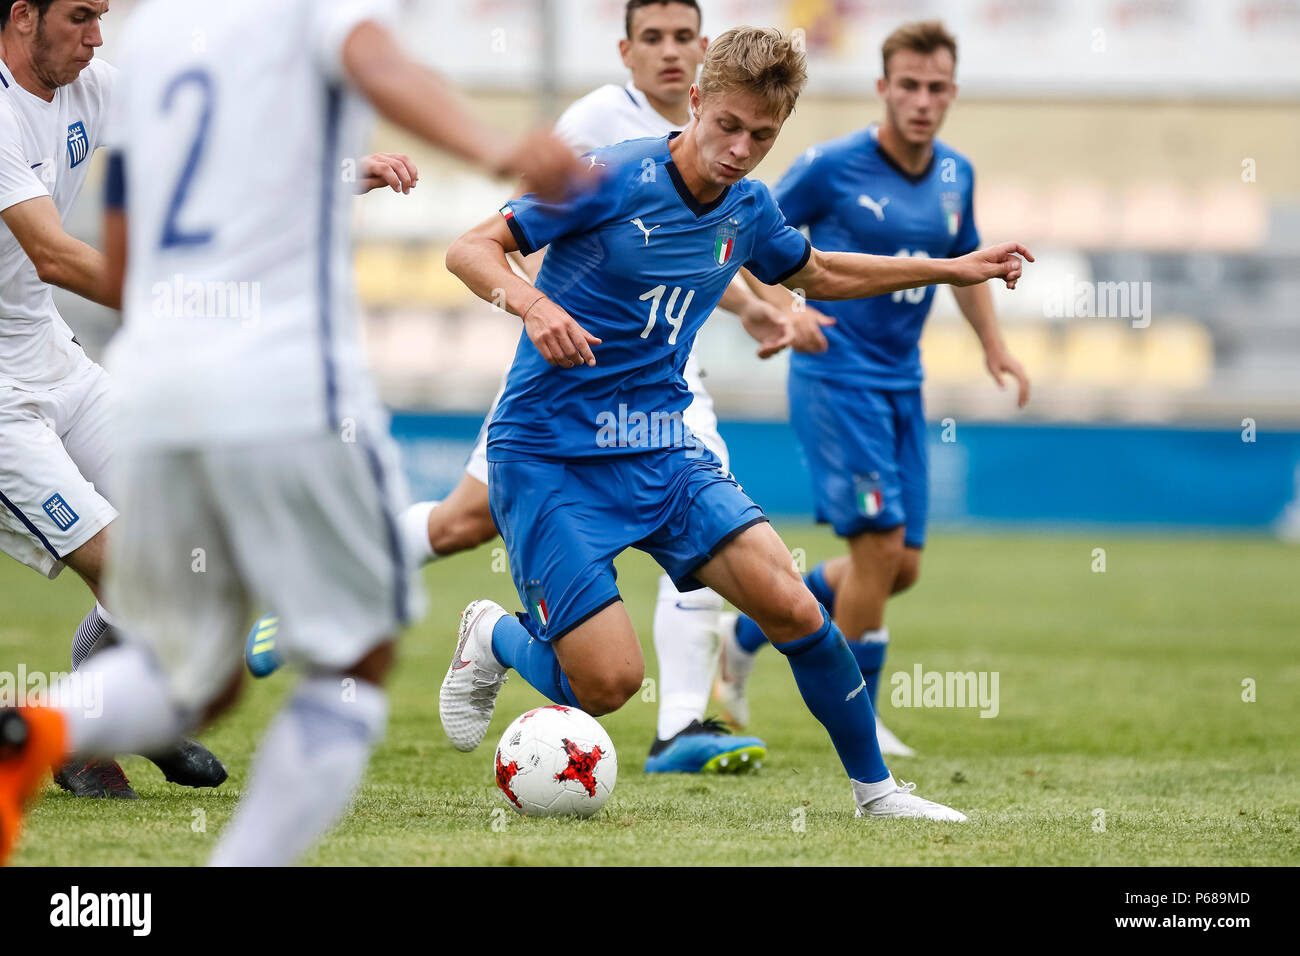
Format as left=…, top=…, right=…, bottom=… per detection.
left=342, top=22, right=588, bottom=201
left=784, top=242, right=1034, bottom=301
left=446, top=215, right=601, bottom=368
left=1, top=196, right=119, bottom=310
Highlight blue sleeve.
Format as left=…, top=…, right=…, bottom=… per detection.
left=501, top=164, right=623, bottom=256
left=950, top=168, right=980, bottom=257
left=744, top=182, right=812, bottom=286
left=770, top=145, right=833, bottom=230
left=103, top=149, right=125, bottom=211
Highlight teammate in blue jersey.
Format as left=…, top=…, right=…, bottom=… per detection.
left=439, top=26, right=1032, bottom=820
left=716, top=21, right=1032, bottom=756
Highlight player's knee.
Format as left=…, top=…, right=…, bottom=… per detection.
left=893, top=556, right=921, bottom=594
left=579, top=664, right=643, bottom=716
left=754, top=577, right=823, bottom=643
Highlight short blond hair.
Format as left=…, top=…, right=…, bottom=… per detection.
left=881, top=20, right=958, bottom=77
left=698, top=26, right=807, bottom=121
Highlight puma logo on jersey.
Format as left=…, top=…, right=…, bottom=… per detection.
left=858, top=194, right=889, bottom=221
left=631, top=218, right=661, bottom=245
left=588, top=155, right=606, bottom=169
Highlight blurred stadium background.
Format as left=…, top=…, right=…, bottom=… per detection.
left=70, top=0, right=1300, bottom=537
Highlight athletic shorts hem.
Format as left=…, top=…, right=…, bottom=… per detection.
left=546, top=592, right=623, bottom=643
left=835, top=517, right=906, bottom=541
left=676, top=514, right=770, bottom=592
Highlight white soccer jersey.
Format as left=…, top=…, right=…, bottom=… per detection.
left=554, top=81, right=679, bottom=154
left=107, top=0, right=399, bottom=447
left=0, top=56, right=116, bottom=388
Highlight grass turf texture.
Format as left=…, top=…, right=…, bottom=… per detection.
left=3, top=527, right=1296, bottom=866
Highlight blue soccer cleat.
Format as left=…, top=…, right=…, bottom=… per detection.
left=245, top=615, right=283, bottom=678
left=644, top=718, right=766, bottom=774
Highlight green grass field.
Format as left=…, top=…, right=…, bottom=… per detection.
left=3, top=526, right=1296, bottom=866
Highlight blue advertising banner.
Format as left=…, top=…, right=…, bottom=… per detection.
left=391, top=413, right=1300, bottom=534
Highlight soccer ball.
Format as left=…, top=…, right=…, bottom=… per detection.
left=494, top=705, right=618, bottom=817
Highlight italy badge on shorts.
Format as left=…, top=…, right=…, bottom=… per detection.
left=712, top=220, right=737, bottom=267
left=67, top=121, right=89, bottom=168
left=525, top=581, right=549, bottom=627
left=852, top=473, right=883, bottom=518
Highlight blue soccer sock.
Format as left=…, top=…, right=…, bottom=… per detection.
left=734, top=562, right=839, bottom=655
left=734, top=612, right=768, bottom=654
left=490, top=612, right=581, bottom=708
left=847, top=629, right=889, bottom=710
left=803, top=562, right=837, bottom=609
left=775, top=605, right=889, bottom=784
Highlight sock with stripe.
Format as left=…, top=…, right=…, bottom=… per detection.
left=490, top=612, right=581, bottom=708
left=774, top=605, right=890, bottom=785
left=71, top=603, right=117, bottom=671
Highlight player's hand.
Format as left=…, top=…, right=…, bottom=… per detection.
left=738, top=300, right=794, bottom=358
left=786, top=299, right=836, bottom=353
left=357, top=153, right=419, bottom=195
left=494, top=128, right=597, bottom=203
left=523, top=296, right=602, bottom=368
left=985, top=346, right=1031, bottom=408
left=951, top=242, right=1034, bottom=289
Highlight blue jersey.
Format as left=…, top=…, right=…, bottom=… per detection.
left=772, top=124, right=980, bottom=389
left=490, top=133, right=811, bottom=461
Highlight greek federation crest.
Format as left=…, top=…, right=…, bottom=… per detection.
left=940, top=191, right=962, bottom=237
left=66, top=121, right=89, bottom=168
left=712, top=219, right=737, bottom=267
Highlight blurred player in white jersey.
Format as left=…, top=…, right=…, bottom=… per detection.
left=246, top=0, right=823, bottom=775
left=0, top=0, right=226, bottom=798
left=0, top=0, right=586, bottom=866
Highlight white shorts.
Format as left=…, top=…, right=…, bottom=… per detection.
left=105, top=431, right=426, bottom=711
left=0, top=360, right=118, bottom=579
left=464, top=352, right=728, bottom=485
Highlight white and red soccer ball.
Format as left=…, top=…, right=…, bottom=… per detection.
left=494, top=706, right=617, bottom=817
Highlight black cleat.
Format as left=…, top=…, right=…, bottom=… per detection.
left=145, top=739, right=228, bottom=789
left=54, top=759, right=140, bottom=799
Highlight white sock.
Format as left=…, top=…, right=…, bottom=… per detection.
left=56, top=644, right=191, bottom=756
left=652, top=574, right=722, bottom=740
left=851, top=776, right=898, bottom=806
left=398, top=500, right=439, bottom=565
left=209, top=676, right=388, bottom=867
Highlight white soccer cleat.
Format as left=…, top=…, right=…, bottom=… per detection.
left=712, top=612, right=756, bottom=729
left=440, top=600, right=510, bottom=752
left=853, top=780, right=967, bottom=822
left=874, top=716, right=916, bottom=757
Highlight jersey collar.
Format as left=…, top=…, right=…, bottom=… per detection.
left=869, top=122, right=935, bottom=185
left=663, top=131, right=731, bottom=218
left=626, top=81, right=686, bottom=132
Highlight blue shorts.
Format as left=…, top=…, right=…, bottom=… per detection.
left=788, top=374, right=928, bottom=548
left=488, top=445, right=766, bottom=641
